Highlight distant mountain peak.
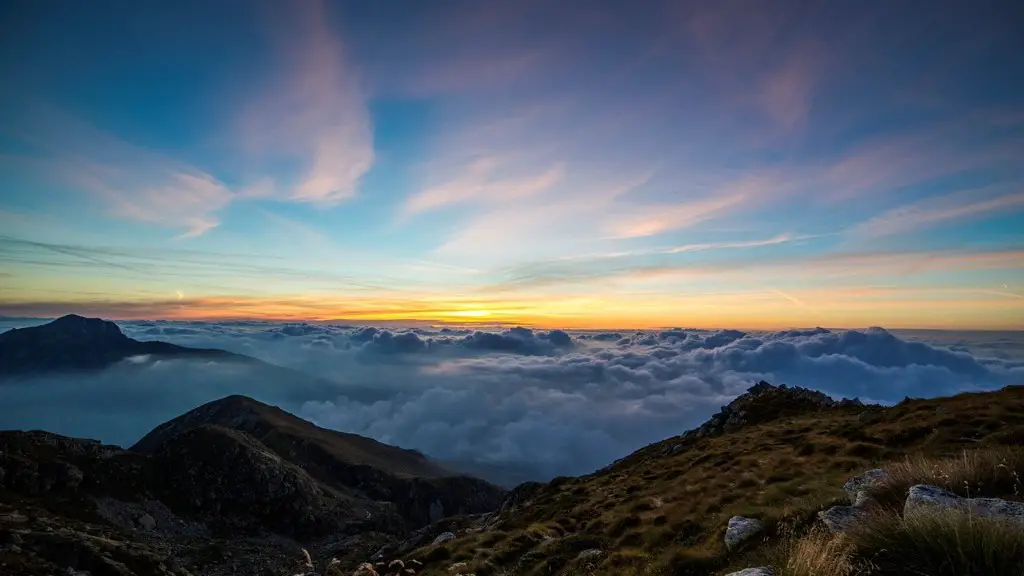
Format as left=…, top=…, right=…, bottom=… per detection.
left=0, top=314, right=235, bottom=377
left=1, top=314, right=127, bottom=342
left=46, top=314, right=127, bottom=338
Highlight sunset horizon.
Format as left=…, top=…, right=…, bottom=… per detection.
left=2, top=0, right=1022, bottom=331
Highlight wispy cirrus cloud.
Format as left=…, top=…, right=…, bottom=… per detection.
left=236, top=0, right=373, bottom=205
left=403, top=157, right=565, bottom=217
left=1, top=109, right=235, bottom=238
left=1, top=0, right=371, bottom=238
left=494, top=246, right=1024, bottom=293
left=604, top=192, right=747, bottom=239
left=846, top=187, right=1024, bottom=239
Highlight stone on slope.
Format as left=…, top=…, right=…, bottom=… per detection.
left=137, top=513, right=157, bottom=531
left=905, top=485, right=1024, bottom=523
left=818, top=505, right=865, bottom=533
left=724, top=516, right=763, bottom=551
left=843, top=469, right=888, bottom=505
left=432, top=532, right=455, bottom=545
left=725, top=568, right=774, bottom=576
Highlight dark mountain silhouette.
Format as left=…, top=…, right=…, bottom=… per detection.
left=132, top=395, right=503, bottom=529
left=0, top=314, right=242, bottom=376
left=0, top=393, right=505, bottom=574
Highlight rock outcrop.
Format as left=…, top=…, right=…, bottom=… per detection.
left=686, top=381, right=865, bottom=439
left=904, top=485, right=1024, bottom=523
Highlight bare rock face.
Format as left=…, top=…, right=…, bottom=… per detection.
left=818, top=505, right=866, bottom=533
left=431, top=531, right=455, bottom=545
left=905, top=484, right=1024, bottom=523
left=496, top=481, right=545, bottom=515
left=149, top=424, right=352, bottom=538
left=843, top=469, right=888, bottom=505
left=0, top=431, right=147, bottom=498
left=725, top=568, right=774, bottom=576
left=724, top=516, right=763, bottom=551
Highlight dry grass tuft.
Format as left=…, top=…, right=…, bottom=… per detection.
left=869, top=447, right=1024, bottom=509
left=777, top=528, right=857, bottom=576
left=847, top=508, right=1024, bottom=576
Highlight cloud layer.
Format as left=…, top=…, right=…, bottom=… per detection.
left=1, top=319, right=1021, bottom=484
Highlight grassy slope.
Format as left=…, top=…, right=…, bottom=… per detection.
left=402, top=385, right=1024, bottom=576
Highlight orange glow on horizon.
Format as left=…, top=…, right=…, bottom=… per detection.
left=4, top=286, right=1021, bottom=331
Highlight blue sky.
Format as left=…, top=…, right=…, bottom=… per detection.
left=0, top=0, right=1022, bottom=328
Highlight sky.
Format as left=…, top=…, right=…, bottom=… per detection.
left=0, top=0, right=1022, bottom=329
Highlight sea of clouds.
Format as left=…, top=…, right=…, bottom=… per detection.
left=1, top=318, right=1022, bottom=485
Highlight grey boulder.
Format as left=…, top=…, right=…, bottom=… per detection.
left=843, top=469, right=888, bottom=505
left=905, top=485, right=1024, bottom=523
left=818, top=505, right=865, bottom=533
left=725, top=568, right=773, bottom=576
left=724, top=516, right=763, bottom=551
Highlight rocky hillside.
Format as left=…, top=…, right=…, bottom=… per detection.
left=0, top=395, right=504, bottom=575
left=2, top=381, right=1022, bottom=576
left=386, top=381, right=1024, bottom=576
left=134, top=395, right=505, bottom=528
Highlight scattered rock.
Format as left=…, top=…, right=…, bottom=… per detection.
left=724, top=516, right=763, bottom=551
left=137, top=513, right=157, bottom=531
left=843, top=469, right=888, bottom=504
left=576, top=549, right=603, bottom=561
left=432, top=532, right=455, bottom=545
left=818, top=505, right=865, bottom=533
left=905, top=485, right=1024, bottom=523
left=725, top=568, right=774, bottom=576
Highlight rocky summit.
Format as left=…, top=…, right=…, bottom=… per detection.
left=2, top=381, right=1023, bottom=575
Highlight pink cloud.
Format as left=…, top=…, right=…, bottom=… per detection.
left=237, top=0, right=373, bottom=205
